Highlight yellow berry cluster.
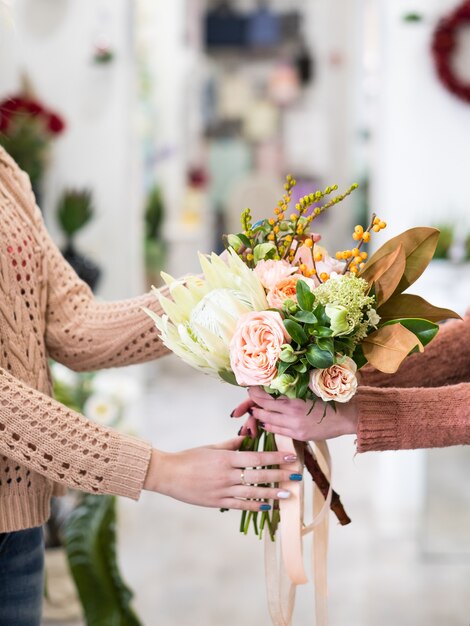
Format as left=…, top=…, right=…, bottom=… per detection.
left=335, top=248, right=368, bottom=274
left=298, top=263, right=317, bottom=278
left=372, top=216, right=387, bottom=232
left=351, top=224, right=370, bottom=242
left=334, top=214, right=387, bottom=275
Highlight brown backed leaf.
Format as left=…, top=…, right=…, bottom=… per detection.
left=360, top=244, right=406, bottom=306
left=359, top=227, right=439, bottom=295
left=362, top=323, right=423, bottom=374
left=377, top=293, right=461, bottom=323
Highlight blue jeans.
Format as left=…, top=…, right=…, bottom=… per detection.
left=0, top=527, right=44, bottom=626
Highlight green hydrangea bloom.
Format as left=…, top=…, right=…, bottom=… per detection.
left=314, top=276, right=375, bottom=342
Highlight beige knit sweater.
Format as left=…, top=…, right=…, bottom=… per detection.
left=0, top=146, right=169, bottom=533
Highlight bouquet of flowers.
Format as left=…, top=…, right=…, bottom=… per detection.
left=145, top=176, right=458, bottom=622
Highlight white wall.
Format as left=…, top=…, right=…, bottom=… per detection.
left=374, top=0, right=470, bottom=236
left=0, top=0, right=142, bottom=300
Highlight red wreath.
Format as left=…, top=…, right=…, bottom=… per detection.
left=432, top=1, right=470, bottom=103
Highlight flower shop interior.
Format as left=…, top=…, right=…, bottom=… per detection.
left=1, top=1, right=470, bottom=625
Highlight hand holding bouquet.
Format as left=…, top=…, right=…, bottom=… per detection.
left=145, top=176, right=459, bottom=624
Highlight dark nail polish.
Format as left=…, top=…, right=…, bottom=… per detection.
left=247, top=408, right=253, bottom=416
left=289, top=473, right=303, bottom=482
left=260, top=504, right=271, bottom=511
left=230, top=410, right=236, bottom=418
left=237, top=427, right=243, bottom=436
left=246, top=427, right=252, bottom=437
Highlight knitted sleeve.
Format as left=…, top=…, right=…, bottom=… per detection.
left=20, top=181, right=170, bottom=372
left=0, top=366, right=152, bottom=499
left=356, top=382, right=470, bottom=452
left=356, top=315, right=470, bottom=452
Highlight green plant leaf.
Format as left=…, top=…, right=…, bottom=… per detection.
left=306, top=344, right=334, bottom=369
left=352, top=344, right=368, bottom=369
left=277, top=360, right=291, bottom=376
left=313, top=326, right=334, bottom=338
left=284, top=319, right=308, bottom=345
left=381, top=318, right=439, bottom=347
left=296, top=280, right=315, bottom=311
left=253, top=243, right=277, bottom=263
left=377, top=293, right=461, bottom=323
left=219, top=370, right=239, bottom=386
left=316, top=337, right=334, bottom=355
left=64, top=494, right=142, bottom=626
left=359, top=227, right=439, bottom=296
left=296, top=373, right=310, bottom=398
left=292, top=310, right=317, bottom=324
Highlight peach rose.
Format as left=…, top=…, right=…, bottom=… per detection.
left=267, top=274, right=316, bottom=309
left=230, top=311, right=290, bottom=386
left=254, top=260, right=297, bottom=290
left=309, top=357, right=358, bottom=403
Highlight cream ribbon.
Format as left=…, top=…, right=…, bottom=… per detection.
left=265, top=435, right=332, bottom=626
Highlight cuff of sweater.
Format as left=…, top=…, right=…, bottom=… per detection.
left=356, top=387, right=400, bottom=453
left=104, top=434, right=152, bottom=500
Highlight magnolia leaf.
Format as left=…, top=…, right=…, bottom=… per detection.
left=377, top=293, right=461, bottom=323
left=362, top=323, right=423, bottom=373
left=359, top=227, right=439, bottom=295
left=382, top=318, right=439, bottom=347
left=360, top=244, right=406, bottom=306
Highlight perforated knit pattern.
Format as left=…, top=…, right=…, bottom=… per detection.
left=0, top=146, right=169, bottom=532
left=357, top=316, right=470, bottom=452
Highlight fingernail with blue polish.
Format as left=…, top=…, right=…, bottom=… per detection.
left=260, top=504, right=271, bottom=511
left=289, top=473, right=303, bottom=481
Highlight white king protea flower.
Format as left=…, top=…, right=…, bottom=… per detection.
left=144, top=250, right=268, bottom=377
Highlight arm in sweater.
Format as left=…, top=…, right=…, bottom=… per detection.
left=357, top=316, right=470, bottom=451
left=0, top=366, right=152, bottom=499
left=357, top=382, right=470, bottom=452
left=16, top=165, right=170, bottom=372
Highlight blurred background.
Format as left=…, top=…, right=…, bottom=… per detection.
left=1, top=0, right=470, bottom=625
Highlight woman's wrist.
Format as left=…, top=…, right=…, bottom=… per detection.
left=341, top=398, right=359, bottom=435
left=144, top=448, right=169, bottom=494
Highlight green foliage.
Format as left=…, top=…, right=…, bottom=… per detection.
left=0, top=117, right=49, bottom=190
left=433, top=225, right=454, bottom=260
left=64, top=494, right=142, bottom=626
left=271, top=278, right=367, bottom=399
left=57, top=190, right=94, bottom=240
left=144, top=185, right=165, bottom=241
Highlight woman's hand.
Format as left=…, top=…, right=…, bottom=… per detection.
left=144, top=437, right=300, bottom=512
left=232, top=387, right=359, bottom=441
